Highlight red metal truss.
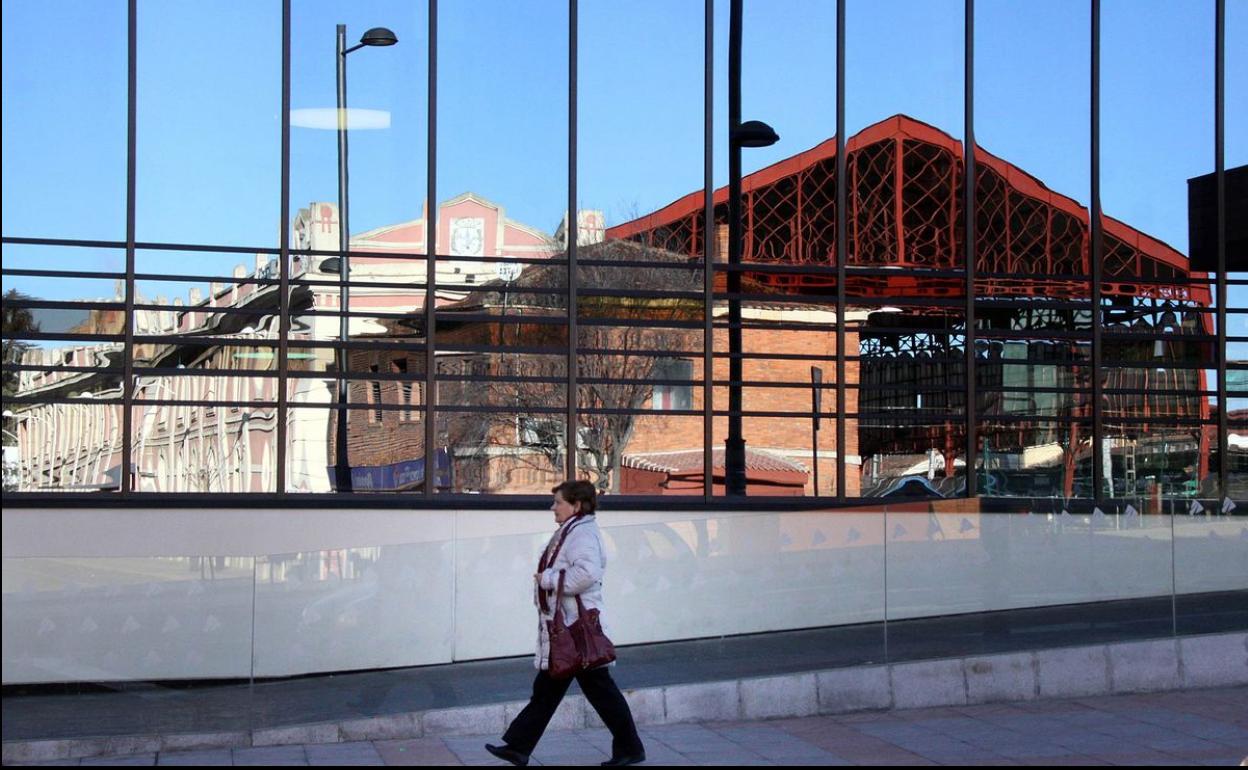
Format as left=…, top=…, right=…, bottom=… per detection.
left=608, top=115, right=1211, bottom=309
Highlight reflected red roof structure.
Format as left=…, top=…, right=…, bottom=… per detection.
left=608, top=115, right=1210, bottom=310
left=608, top=115, right=1216, bottom=497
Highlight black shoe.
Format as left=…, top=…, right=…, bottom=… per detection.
left=601, top=751, right=645, bottom=766
left=485, top=743, right=529, bottom=766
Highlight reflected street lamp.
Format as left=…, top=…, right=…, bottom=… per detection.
left=725, top=0, right=778, bottom=496
left=334, top=24, right=397, bottom=493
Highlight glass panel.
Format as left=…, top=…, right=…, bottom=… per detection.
left=1103, top=0, right=1213, bottom=504
left=1099, top=421, right=1211, bottom=501
left=441, top=410, right=565, bottom=494
left=2, top=244, right=126, bottom=277
left=2, top=276, right=125, bottom=310
left=859, top=418, right=966, bottom=499
left=436, top=0, right=566, bottom=495
left=977, top=420, right=1091, bottom=499
left=131, top=398, right=277, bottom=493
left=286, top=406, right=442, bottom=494
left=2, top=554, right=256, bottom=734
left=290, top=0, right=428, bottom=258
left=885, top=505, right=1175, bottom=661
left=439, top=353, right=565, bottom=409
left=253, top=532, right=455, bottom=686
left=854, top=307, right=967, bottom=498
left=5, top=403, right=123, bottom=493
left=136, top=0, right=279, bottom=246
left=974, top=0, right=1090, bottom=506
left=1, top=1, right=127, bottom=241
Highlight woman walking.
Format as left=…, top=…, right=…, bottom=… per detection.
left=486, top=481, right=646, bottom=767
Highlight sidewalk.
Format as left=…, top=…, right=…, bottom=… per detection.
left=6, top=686, right=1246, bottom=765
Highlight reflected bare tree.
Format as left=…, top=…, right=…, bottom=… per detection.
left=440, top=239, right=703, bottom=492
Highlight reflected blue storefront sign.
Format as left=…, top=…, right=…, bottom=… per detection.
left=327, top=449, right=450, bottom=492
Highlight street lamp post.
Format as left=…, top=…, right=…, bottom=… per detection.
left=725, top=0, right=778, bottom=496
left=334, top=24, right=397, bottom=493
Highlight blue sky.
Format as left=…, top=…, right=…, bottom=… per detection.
left=2, top=0, right=1245, bottom=307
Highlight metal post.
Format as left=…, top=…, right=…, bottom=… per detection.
left=726, top=0, right=747, bottom=496
left=964, top=0, right=978, bottom=498
left=1216, top=0, right=1227, bottom=499
left=836, top=0, right=847, bottom=501
left=334, top=24, right=353, bottom=493
left=1091, top=0, right=1105, bottom=502
left=277, top=0, right=291, bottom=496
left=425, top=2, right=438, bottom=496
left=122, top=0, right=137, bottom=495
left=703, top=0, right=714, bottom=502
left=567, top=0, right=579, bottom=482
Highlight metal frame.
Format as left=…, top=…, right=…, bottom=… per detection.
left=1091, top=0, right=1105, bottom=502
left=425, top=0, right=439, bottom=498
left=964, top=0, right=978, bottom=499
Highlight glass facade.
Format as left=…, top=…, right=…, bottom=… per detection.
left=1, top=0, right=1241, bottom=509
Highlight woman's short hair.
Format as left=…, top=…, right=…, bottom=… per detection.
left=551, top=480, right=597, bottom=515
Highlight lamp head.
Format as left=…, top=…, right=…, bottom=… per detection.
left=733, top=120, right=779, bottom=148
left=360, top=27, right=398, bottom=46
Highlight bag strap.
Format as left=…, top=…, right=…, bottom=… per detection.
left=539, top=517, right=588, bottom=614
left=552, top=569, right=591, bottom=620
left=551, top=569, right=568, bottom=624
left=540, top=515, right=588, bottom=573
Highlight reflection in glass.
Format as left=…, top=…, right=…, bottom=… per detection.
left=1, top=2, right=127, bottom=241
left=286, top=406, right=442, bottom=494
left=136, top=0, right=279, bottom=246
left=976, top=421, right=1091, bottom=499
left=131, top=397, right=277, bottom=493
left=437, top=411, right=564, bottom=495
left=6, top=404, right=125, bottom=493
left=1102, top=0, right=1214, bottom=500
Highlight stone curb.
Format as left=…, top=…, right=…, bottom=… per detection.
left=4, top=630, right=1244, bottom=763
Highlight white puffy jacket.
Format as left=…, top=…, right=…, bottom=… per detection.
left=533, top=515, right=612, bottom=671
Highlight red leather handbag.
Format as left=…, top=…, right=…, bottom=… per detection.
left=546, top=569, right=617, bottom=679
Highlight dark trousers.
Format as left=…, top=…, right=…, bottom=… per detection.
left=502, top=667, right=644, bottom=758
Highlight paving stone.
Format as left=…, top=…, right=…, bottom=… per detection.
left=155, top=749, right=233, bottom=765
left=232, top=745, right=310, bottom=765
left=305, top=741, right=386, bottom=766
left=373, top=737, right=464, bottom=766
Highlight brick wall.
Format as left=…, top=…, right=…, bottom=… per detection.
left=627, top=326, right=861, bottom=496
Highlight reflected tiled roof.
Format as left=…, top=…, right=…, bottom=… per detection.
left=623, top=447, right=808, bottom=474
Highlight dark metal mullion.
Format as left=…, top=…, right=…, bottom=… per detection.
left=1, top=237, right=128, bottom=249
left=425, top=0, right=438, bottom=498
left=121, top=0, right=137, bottom=497
left=703, top=0, right=713, bottom=503
left=964, top=0, right=977, bottom=498
left=566, top=0, right=578, bottom=481
left=836, top=0, right=847, bottom=501
left=277, top=0, right=291, bottom=497
left=1216, top=0, right=1228, bottom=499
left=1090, top=0, right=1105, bottom=502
